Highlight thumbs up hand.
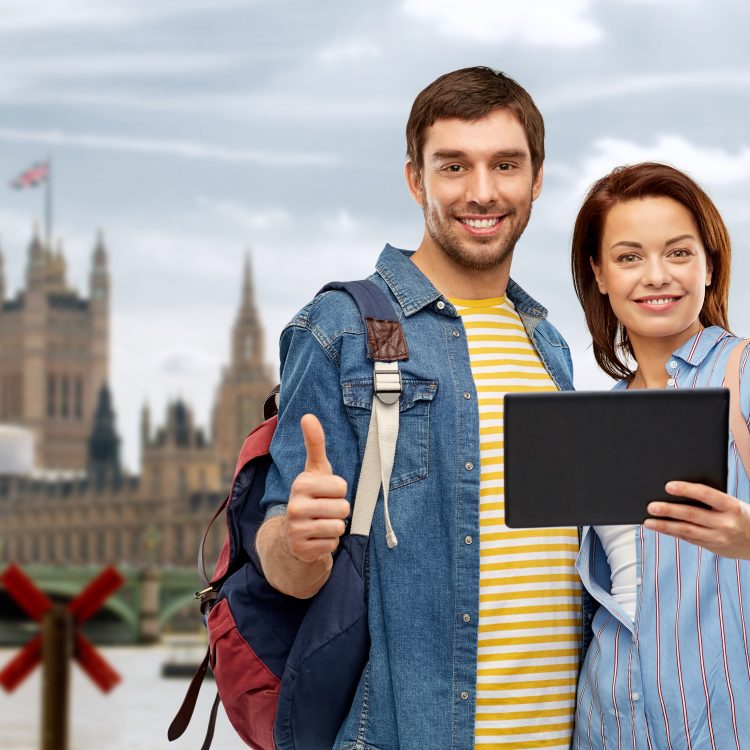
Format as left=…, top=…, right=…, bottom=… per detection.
left=286, top=414, right=350, bottom=563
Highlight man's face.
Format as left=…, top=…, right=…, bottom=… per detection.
left=407, top=108, right=543, bottom=271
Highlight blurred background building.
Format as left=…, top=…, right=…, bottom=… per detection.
left=0, top=228, right=274, bottom=572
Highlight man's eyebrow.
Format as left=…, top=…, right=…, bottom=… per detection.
left=610, top=234, right=697, bottom=251
left=430, top=148, right=529, bottom=163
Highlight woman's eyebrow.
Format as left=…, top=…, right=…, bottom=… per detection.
left=664, top=233, right=696, bottom=245
left=610, top=240, right=642, bottom=250
left=610, top=234, right=697, bottom=251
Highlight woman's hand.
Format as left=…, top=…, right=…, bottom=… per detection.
left=644, top=481, right=750, bottom=560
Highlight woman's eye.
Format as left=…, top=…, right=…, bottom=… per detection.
left=670, top=248, right=691, bottom=258
left=618, top=254, right=639, bottom=263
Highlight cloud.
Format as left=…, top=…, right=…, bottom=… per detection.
left=0, top=0, right=263, bottom=33
left=615, top=0, right=692, bottom=3
left=196, top=198, right=292, bottom=231
left=401, top=0, right=602, bottom=47
left=575, top=135, right=750, bottom=193
left=542, top=71, right=750, bottom=109
left=322, top=209, right=361, bottom=236
left=150, top=346, right=221, bottom=376
left=0, top=128, right=339, bottom=167
left=0, top=52, right=241, bottom=84
left=0, top=88, right=405, bottom=122
left=316, top=41, right=382, bottom=65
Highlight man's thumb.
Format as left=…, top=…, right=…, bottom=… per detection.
left=301, top=414, right=332, bottom=475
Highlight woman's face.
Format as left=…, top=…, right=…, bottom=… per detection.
left=592, top=196, right=712, bottom=347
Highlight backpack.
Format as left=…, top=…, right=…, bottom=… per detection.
left=168, top=279, right=409, bottom=750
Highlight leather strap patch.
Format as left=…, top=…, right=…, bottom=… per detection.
left=365, top=318, right=409, bottom=361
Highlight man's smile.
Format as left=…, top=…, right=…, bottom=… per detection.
left=456, top=214, right=507, bottom=235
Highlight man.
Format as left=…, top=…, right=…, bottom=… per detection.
left=257, top=67, right=585, bottom=749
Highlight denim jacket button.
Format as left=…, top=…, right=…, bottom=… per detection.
left=462, top=613, right=471, bottom=623
left=460, top=691, right=469, bottom=701
left=465, top=462, right=473, bottom=471
left=452, top=329, right=460, bottom=337
left=436, top=300, right=445, bottom=310
left=464, top=535, right=473, bottom=545
left=463, top=392, right=471, bottom=400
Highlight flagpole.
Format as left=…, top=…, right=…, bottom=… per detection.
left=45, top=156, right=52, bottom=249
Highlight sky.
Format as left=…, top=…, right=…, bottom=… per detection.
left=1, top=0, right=749, bottom=470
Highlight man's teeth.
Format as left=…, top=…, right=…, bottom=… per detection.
left=461, top=218, right=499, bottom=228
left=644, top=298, right=678, bottom=305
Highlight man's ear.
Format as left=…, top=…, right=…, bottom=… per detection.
left=405, top=160, right=425, bottom=206
left=589, top=255, right=607, bottom=294
left=531, top=164, right=544, bottom=202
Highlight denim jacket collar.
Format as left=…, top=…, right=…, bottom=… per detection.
left=376, top=244, right=549, bottom=319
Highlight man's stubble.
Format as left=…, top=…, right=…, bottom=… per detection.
left=421, top=189, right=534, bottom=273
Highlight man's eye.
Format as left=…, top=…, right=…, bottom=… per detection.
left=497, top=163, right=513, bottom=171
left=445, top=165, right=464, bottom=173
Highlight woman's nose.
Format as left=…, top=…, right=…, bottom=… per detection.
left=642, top=258, right=672, bottom=286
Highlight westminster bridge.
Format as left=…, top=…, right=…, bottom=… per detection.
left=0, top=564, right=202, bottom=645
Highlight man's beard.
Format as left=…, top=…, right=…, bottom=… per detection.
left=423, top=198, right=533, bottom=272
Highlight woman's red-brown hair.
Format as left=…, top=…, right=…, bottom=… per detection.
left=571, top=162, right=732, bottom=381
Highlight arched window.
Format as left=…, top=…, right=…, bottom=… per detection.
left=47, top=374, right=56, bottom=417
left=61, top=375, right=69, bottom=418
left=75, top=377, right=83, bottom=419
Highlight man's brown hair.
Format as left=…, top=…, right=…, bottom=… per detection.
left=406, top=66, right=545, bottom=177
left=571, top=162, right=732, bottom=381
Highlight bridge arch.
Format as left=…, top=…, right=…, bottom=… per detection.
left=159, top=591, right=199, bottom=629
left=32, top=581, right=139, bottom=632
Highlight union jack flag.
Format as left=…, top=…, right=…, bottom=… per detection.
left=9, top=161, right=49, bottom=189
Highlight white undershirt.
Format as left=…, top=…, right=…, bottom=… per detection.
left=593, top=525, right=638, bottom=621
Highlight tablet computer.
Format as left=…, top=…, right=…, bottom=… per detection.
left=504, top=388, right=728, bottom=528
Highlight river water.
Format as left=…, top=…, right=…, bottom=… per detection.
left=0, top=642, right=248, bottom=749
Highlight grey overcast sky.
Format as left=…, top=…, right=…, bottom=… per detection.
left=1, top=0, right=749, bottom=470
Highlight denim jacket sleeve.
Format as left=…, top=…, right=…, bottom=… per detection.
left=260, top=300, right=363, bottom=518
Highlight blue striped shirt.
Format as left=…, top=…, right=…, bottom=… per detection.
left=574, top=327, right=750, bottom=750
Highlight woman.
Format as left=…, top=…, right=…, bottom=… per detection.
left=570, top=162, right=750, bottom=749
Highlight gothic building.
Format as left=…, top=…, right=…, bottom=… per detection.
left=0, top=228, right=109, bottom=469
left=212, top=256, right=275, bottom=482
left=0, top=231, right=275, bottom=569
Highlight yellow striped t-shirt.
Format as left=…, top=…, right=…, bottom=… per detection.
left=450, top=295, right=581, bottom=750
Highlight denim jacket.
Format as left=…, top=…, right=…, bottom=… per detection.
left=262, top=244, right=585, bottom=750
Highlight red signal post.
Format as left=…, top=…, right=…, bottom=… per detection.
left=0, top=563, right=125, bottom=691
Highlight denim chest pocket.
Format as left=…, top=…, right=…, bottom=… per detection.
left=342, top=378, right=438, bottom=489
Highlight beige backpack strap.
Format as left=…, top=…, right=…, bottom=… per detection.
left=723, top=338, right=750, bottom=477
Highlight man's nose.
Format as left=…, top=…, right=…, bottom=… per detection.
left=465, top=167, right=498, bottom=206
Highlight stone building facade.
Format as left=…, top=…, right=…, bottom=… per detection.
left=0, top=229, right=109, bottom=469
left=0, top=233, right=275, bottom=569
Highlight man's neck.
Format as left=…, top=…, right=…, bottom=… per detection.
left=410, top=232, right=512, bottom=300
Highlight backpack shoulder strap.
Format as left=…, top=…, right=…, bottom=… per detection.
left=724, top=338, right=750, bottom=477
left=318, top=279, right=408, bottom=548
left=318, top=280, right=409, bottom=362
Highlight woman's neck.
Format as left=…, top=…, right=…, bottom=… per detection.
left=627, top=323, right=702, bottom=389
